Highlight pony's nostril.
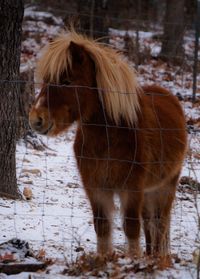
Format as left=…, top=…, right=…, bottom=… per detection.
left=35, top=117, right=43, bottom=127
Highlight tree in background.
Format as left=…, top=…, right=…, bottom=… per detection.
left=0, top=0, right=24, bottom=198
left=160, top=0, right=185, bottom=62
left=185, top=0, right=197, bottom=23
left=77, top=0, right=109, bottom=40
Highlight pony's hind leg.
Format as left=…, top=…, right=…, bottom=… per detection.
left=142, top=207, right=152, bottom=255
left=86, top=188, right=114, bottom=255
left=120, top=189, right=143, bottom=258
left=143, top=173, right=179, bottom=257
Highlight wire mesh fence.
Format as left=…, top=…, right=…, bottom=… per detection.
left=0, top=2, right=200, bottom=277
left=0, top=81, right=200, bottom=277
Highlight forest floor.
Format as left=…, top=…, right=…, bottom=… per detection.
left=0, top=5, right=200, bottom=279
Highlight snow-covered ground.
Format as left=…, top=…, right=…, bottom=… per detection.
left=0, top=5, right=200, bottom=278
left=0, top=128, right=198, bottom=278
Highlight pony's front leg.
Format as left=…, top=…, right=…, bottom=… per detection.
left=120, top=189, right=143, bottom=258
left=86, top=188, right=114, bottom=255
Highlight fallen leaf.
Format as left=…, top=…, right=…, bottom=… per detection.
left=22, top=169, right=42, bottom=176
left=37, top=249, right=46, bottom=260
left=23, top=187, right=33, bottom=200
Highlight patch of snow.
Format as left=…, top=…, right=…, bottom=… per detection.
left=24, top=6, right=63, bottom=26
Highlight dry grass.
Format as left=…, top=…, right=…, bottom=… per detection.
left=62, top=252, right=173, bottom=277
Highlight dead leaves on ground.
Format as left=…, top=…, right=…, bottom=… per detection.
left=179, top=176, right=200, bottom=191
left=63, top=252, right=173, bottom=278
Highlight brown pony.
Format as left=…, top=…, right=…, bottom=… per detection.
left=29, top=31, right=187, bottom=258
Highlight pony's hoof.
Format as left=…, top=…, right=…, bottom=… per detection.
left=127, top=247, right=142, bottom=259
left=97, top=237, right=112, bottom=256
left=127, top=240, right=142, bottom=259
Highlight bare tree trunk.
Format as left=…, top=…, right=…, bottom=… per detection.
left=0, top=0, right=24, bottom=198
left=18, top=69, right=34, bottom=140
left=160, top=0, right=185, bottom=62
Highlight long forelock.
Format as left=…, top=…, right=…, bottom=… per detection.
left=36, top=35, right=73, bottom=83
left=37, top=31, right=141, bottom=126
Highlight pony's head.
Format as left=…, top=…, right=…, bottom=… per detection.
left=29, top=31, right=141, bottom=136
left=29, top=36, right=96, bottom=136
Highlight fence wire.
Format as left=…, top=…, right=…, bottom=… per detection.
left=0, top=5, right=200, bottom=277
left=0, top=80, right=200, bottom=276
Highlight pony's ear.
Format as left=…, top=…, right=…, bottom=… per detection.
left=69, top=41, right=85, bottom=65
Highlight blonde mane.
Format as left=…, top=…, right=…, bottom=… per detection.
left=37, top=31, right=141, bottom=125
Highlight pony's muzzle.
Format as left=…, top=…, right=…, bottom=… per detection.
left=29, top=113, right=54, bottom=135
left=29, top=105, right=55, bottom=135
left=34, top=117, right=43, bottom=129
left=29, top=116, right=43, bottom=131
